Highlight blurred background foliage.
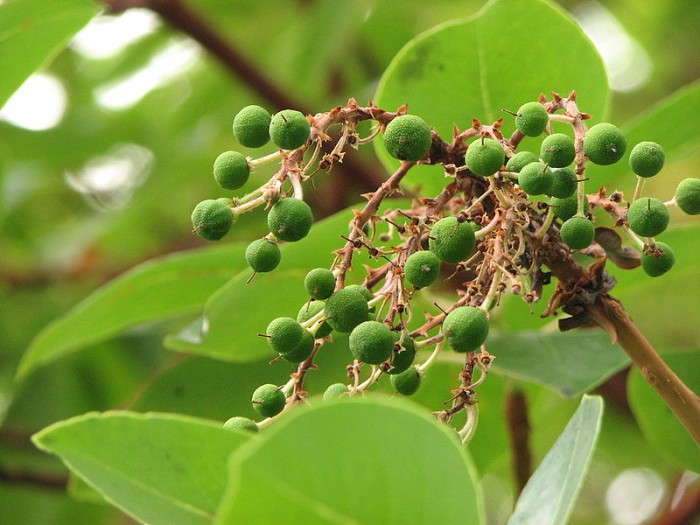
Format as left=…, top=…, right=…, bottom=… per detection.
left=0, top=0, right=698, bottom=524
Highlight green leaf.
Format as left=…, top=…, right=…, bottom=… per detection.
left=33, top=411, right=254, bottom=525
left=0, top=0, right=99, bottom=107
left=628, top=350, right=700, bottom=472
left=217, top=396, right=483, bottom=525
left=508, top=395, right=604, bottom=525
left=18, top=244, right=246, bottom=378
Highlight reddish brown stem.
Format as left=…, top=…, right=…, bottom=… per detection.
left=504, top=389, right=532, bottom=495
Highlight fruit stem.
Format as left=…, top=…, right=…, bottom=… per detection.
left=534, top=207, right=555, bottom=239
left=248, top=150, right=281, bottom=168
left=548, top=113, right=576, bottom=124
left=622, top=226, right=646, bottom=250
left=632, top=175, right=646, bottom=202
left=458, top=402, right=479, bottom=445
left=416, top=340, right=444, bottom=373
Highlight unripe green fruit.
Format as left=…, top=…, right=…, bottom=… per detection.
left=297, top=300, right=333, bottom=338
left=390, top=367, right=421, bottom=396
left=282, top=330, right=314, bottom=363
left=213, top=151, right=250, bottom=190
left=505, top=151, right=539, bottom=173
left=584, top=123, right=626, bottom=165
left=223, top=416, right=258, bottom=433
left=550, top=195, right=587, bottom=222
left=324, top=288, right=369, bottom=333
left=343, top=284, right=372, bottom=302
left=560, top=216, right=595, bottom=249
left=304, top=268, right=336, bottom=300
left=251, top=384, right=286, bottom=418
left=429, top=216, right=476, bottom=263
left=232, top=105, right=271, bottom=148
left=675, top=178, right=700, bottom=215
left=518, top=161, right=554, bottom=196
left=540, top=133, right=575, bottom=168
left=465, top=138, right=505, bottom=177
left=641, top=242, right=675, bottom=277
left=404, top=250, right=441, bottom=288
left=383, top=114, right=432, bottom=162
left=629, top=141, right=665, bottom=178
left=549, top=167, right=578, bottom=199
left=442, top=306, right=489, bottom=352
left=245, top=238, right=281, bottom=273
left=627, top=197, right=670, bottom=237
left=265, top=317, right=304, bottom=354
left=267, top=198, right=313, bottom=242
left=191, top=198, right=233, bottom=241
left=349, top=320, right=394, bottom=364
left=323, top=383, right=349, bottom=400
left=515, top=102, right=549, bottom=137
left=387, top=333, right=416, bottom=375
left=269, top=109, right=310, bottom=150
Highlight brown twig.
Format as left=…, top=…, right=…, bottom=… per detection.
left=504, top=388, right=532, bottom=495
left=0, top=465, right=68, bottom=490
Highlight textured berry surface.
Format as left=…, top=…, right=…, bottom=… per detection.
left=344, top=284, right=372, bottom=302
left=505, top=151, right=539, bottom=173
left=269, top=109, right=310, bottom=150
left=324, top=288, right=369, bottom=333
left=304, top=268, right=336, bottom=300
left=213, top=151, right=250, bottom=190
left=404, top=250, right=441, bottom=288
left=551, top=195, right=586, bottom=222
left=323, top=383, right=349, bottom=400
left=251, top=384, right=286, bottom=418
left=282, top=330, right=314, bottom=363
left=297, top=300, right=332, bottom=338
left=387, top=333, right=416, bottom=375
left=383, top=114, right=432, bottom=162
left=518, top=161, right=554, bottom=196
left=560, top=216, right=595, bottom=249
left=429, top=216, right=476, bottom=263
left=465, top=138, right=505, bottom=177
left=442, top=306, right=489, bottom=352
left=515, top=102, right=549, bottom=137
left=390, top=368, right=421, bottom=396
left=540, top=133, right=576, bottom=168
left=349, top=320, right=394, bottom=364
left=549, top=167, right=578, bottom=199
left=675, top=178, right=700, bottom=215
left=641, top=242, right=675, bottom=277
left=627, top=197, right=670, bottom=237
left=584, top=123, right=626, bottom=165
left=245, top=238, right=281, bottom=273
left=265, top=317, right=304, bottom=354
left=629, top=141, right=665, bottom=178
left=191, top=198, right=233, bottom=241
left=232, top=105, right=271, bottom=148
left=267, top=198, right=313, bottom=242
left=223, top=416, right=258, bottom=433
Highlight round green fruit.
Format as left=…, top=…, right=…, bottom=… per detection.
left=269, top=109, right=310, bottom=150
left=304, top=268, right=336, bottom=300
left=349, top=320, right=394, bottom=364
left=629, top=141, right=664, bottom=178
left=404, top=250, right=441, bottom=288
left=429, top=216, right=476, bottom=264
left=251, top=384, right=286, bottom=418
left=505, top=151, right=539, bottom=173
left=675, top=178, right=700, bottom=215
left=344, top=284, right=372, bottom=302
left=584, top=123, right=626, bottom=165
left=641, top=242, right=675, bottom=277
left=465, top=138, right=505, bottom=177
left=265, top=317, right=304, bottom=354
left=627, top=197, right=670, bottom=237
left=245, top=238, right=281, bottom=273
left=232, top=105, right=271, bottom=148
left=560, top=216, right=595, bottom=249
left=549, top=167, right=578, bottom=199
left=550, top=195, right=587, bottom=222
left=383, top=114, right=432, bottom=162
left=390, top=367, right=421, bottom=396
left=387, top=333, right=416, bottom=375
left=323, top=383, right=349, bottom=400
left=442, top=306, right=489, bottom=352
left=282, top=330, right=314, bottom=363
left=213, top=151, right=250, bottom=190
left=297, top=300, right=333, bottom=338
left=540, top=133, right=575, bottom=168
left=223, top=416, right=258, bottom=433
left=518, top=161, right=554, bottom=196
left=267, top=198, right=313, bottom=242
left=514, top=102, right=549, bottom=137
left=324, top=287, right=369, bottom=333
left=191, top=198, right=233, bottom=241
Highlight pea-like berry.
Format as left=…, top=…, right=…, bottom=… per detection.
left=584, top=123, right=626, bottom=165
left=641, top=242, right=675, bottom=277
left=383, top=114, right=432, bottom=162
left=550, top=195, right=587, bottom=222
left=465, top=138, right=505, bottom=177
left=323, top=383, right=349, bottom=401
left=349, top=320, right=394, bottom=364
left=627, top=197, right=670, bottom=237
left=540, top=133, right=576, bottom=168
left=344, top=284, right=372, bottom=302
left=269, top=109, right=310, bottom=150
left=429, top=216, right=476, bottom=264
left=390, top=367, right=422, bottom=396
left=560, top=216, right=595, bottom=249
left=223, top=416, right=258, bottom=433
left=191, top=198, right=233, bottom=241
left=282, top=330, right=314, bottom=363
left=629, top=141, right=664, bottom=178
left=324, top=287, right=369, bottom=333
left=505, top=151, right=539, bottom=173
left=549, top=167, right=578, bottom=199
left=297, top=300, right=333, bottom=338
left=387, top=333, right=416, bottom=375
left=518, top=161, right=554, bottom=196
left=232, top=105, right=271, bottom=148
left=404, top=250, right=441, bottom=288
left=304, top=268, right=336, bottom=300
left=515, top=102, right=549, bottom=137
left=213, top=151, right=250, bottom=190
left=245, top=238, right=281, bottom=273
left=265, top=317, right=304, bottom=354
left=267, top=198, right=313, bottom=242
left=442, top=306, right=489, bottom=353
left=251, top=384, right=286, bottom=418
left=675, top=178, right=700, bottom=215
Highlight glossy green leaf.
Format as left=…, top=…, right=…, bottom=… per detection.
left=0, top=0, right=99, bottom=107
left=508, top=395, right=604, bottom=525
left=628, top=350, right=700, bottom=472
left=217, top=396, right=483, bottom=525
left=33, top=411, right=254, bottom=525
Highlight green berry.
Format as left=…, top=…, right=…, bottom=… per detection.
left=213, top=151, right=250, bottom=190
left=251, top=384, right=286, bottom=418
left=304, top=268, right=336, bottom=300
left=297, top=300, right=333, bottom=338
left=387, top=333, right=416, bottom=375
left=265, top=317, right=304, bottom=354
left=324, top=288, right=369, bottom=333
left=514, top=102, right=549, bottom=137
left=269, top=109, right=310, bottom=150
left=641, top=242, right=675, bottom=277
left=404, top=250, right=441, bottom=288
left=629, top=141, right=665, bottom=178
left=442, top=306, right=489, bottom=353
left=245, top=238, right=281, bottom=273
left=505, top=151, right=539, bottom=173
left=584, top=123, right=626, bottom=165
left=465, top=138, right=505, bottom=177
left=223, top=416, right=258, bottom=433
left=323, top=383, right=349, bottom=400
left=540, top=133, right=575, bottom=168
left=550, top=195, right=587, bottom=222
left=390, top=367, right=422, bottom=396
left=675, top=178, right=700, bottom=215
left=383, top=114, right=432, bottom=162
left=518, top=161, right=554, bottom=196
left=549, top=167, right=578, bottom=199
left=429, top=216, right=476, bottom=263
left=191, top=198, right=233, bottom=241
left=232, top=105, right=271, bottom=148
left=343, top=284, right=373, bottom=302
left=560, top=216, right=595, bottom=249
left=267, top=198, right=313, bottom=242
left=282, top=330, right=314, bottom=363
left=349, top=320, right=394, bottom=364
left=627, top=197, right=670, bottom=237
